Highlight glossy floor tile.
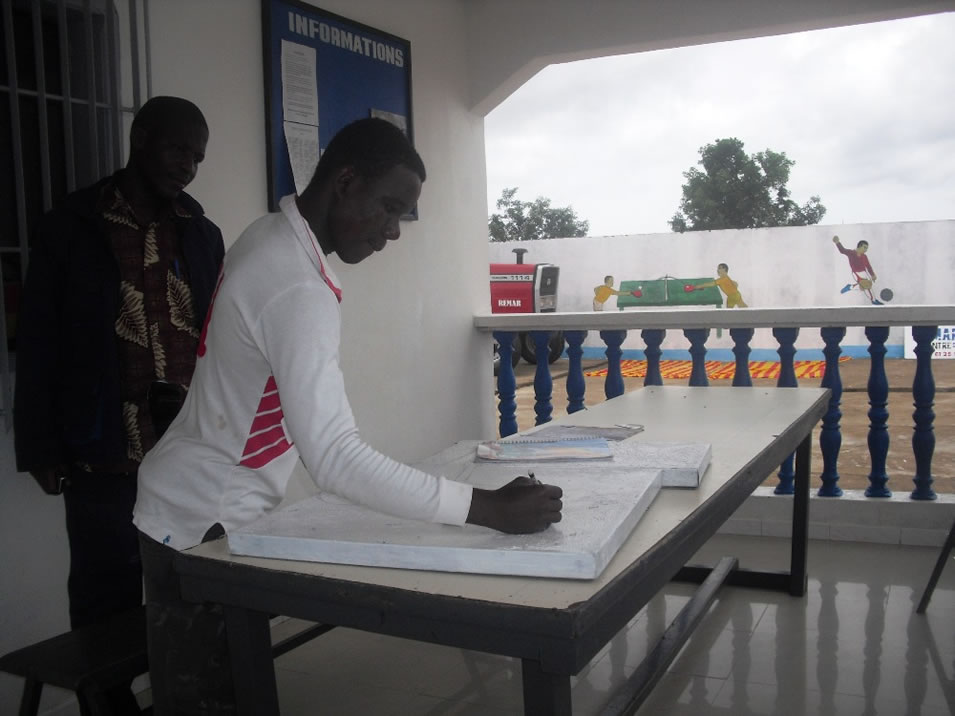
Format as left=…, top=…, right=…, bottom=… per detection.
left=270, top=535, right=955, bottom=715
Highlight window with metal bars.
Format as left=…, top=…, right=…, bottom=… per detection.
left=0, top=0, right=145, bottom=428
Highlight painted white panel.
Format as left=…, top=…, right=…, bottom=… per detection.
left=229, top=462, right=662, bottom=580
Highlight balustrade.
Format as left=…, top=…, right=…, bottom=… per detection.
left=479, top=306, right=954, bottom=500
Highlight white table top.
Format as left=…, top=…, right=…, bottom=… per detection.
left=183, top=386, right=829, bottom=611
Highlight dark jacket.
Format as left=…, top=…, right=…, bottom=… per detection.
left=13, top=173, right=225, bottom=472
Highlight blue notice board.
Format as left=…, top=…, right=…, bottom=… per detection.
left=262, top=0, right=414, bottom=210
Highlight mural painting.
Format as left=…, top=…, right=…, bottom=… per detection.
left=691, top=263, right=747, bottom=308
left=614, top=275, right=722, bottom=309
left=490, top=220, right=953, bottom=357
left=833, top=235, right=892, bottom=305
left=593, top=275, right=624, bottom=311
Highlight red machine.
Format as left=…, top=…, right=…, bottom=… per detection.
left=489, top=248, right=562, bottom=369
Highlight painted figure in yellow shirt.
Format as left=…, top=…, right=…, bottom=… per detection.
left=593, top=275, right=623, bottom=311
left=695, top=263, right=747, bottom=308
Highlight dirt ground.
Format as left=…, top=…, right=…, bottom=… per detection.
left=509, top=357, right=954, bottom=495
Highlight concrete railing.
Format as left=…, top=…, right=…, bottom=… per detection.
left=476, top=305, right=955, bottom=504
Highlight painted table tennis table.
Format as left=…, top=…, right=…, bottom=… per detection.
left=175, top=385, right=829, bottom=715
left=616, top=277, right=723, bottom=309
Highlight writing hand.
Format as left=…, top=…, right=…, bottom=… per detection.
left=467, top=476, right=563, bottom=534
left=30, top=466, right=68, bottom=495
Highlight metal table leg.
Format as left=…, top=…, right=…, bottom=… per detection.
left=790, top=433, right=812, bottom=597
left=224, top=606, right=280, bottom=716
left=522, top=658, right=572, bottom=716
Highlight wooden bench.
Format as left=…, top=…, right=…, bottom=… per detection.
left=0, top=606, right=332, bottom=715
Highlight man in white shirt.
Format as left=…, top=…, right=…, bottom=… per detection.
left=134, top=118, right=562, bottom=714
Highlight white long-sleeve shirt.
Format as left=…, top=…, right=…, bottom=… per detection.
left=134, top=195, right=472, bottom=550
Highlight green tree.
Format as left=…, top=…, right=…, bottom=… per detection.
left=488, top=187, right=590, bottom=242
left=669, top=138, right=826, bottom=232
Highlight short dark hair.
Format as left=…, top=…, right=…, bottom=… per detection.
left=131, top=96, right=207, bottom=138
left=313, top=118, right=426, bottom=187
left=857, top=240, right=869, bottom=249
left=718, top=263, right=729, bottom=271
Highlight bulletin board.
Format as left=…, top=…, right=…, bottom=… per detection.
left=262, top=0, right=414, bottom=210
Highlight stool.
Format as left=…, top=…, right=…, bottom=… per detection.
left=0, top=606, right=333, bottom=715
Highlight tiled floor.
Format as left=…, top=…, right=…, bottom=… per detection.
left=269, top=535, right=955, bottom=715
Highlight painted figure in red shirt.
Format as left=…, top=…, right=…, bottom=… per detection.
left=833, top=235, right=881, bottom=305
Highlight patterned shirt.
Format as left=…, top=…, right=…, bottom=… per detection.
left=98, top=182, right=200, bottom=467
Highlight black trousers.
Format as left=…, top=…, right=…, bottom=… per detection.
left=62, top=469, right=143, bottom=714
left=63, top=469, right=143, bottom=628
left=139, top=528, right=237, bottom=715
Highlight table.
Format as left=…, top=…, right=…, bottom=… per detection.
left=175, top=386, right=830, bottom=715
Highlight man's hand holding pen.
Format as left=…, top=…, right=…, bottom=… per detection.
left=466, top=470, right=563, bottom=534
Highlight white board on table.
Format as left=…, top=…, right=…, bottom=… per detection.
left=228, top=463, right=662, bottom=580
left=418, top=438, right=710, bottom=488
left=610, top=441, right=711, bottom=487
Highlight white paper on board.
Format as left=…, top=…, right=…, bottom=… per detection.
left=281, top=39, right=320, bottom=193
left=281, top=39, right=318, bottom=125
left=283, top=121, right=319, bottom=194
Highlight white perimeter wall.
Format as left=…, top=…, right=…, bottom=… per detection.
left=490, top=220, right=955, bottom=358
left=0, top=2, right=495, bottom=711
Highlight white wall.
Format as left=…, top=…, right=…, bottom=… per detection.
left=0, top=2, right=494, bottom=712
left=489, top=220, right=955, bottom=358
left=148, top=0, right=495, bottom=462
left=0, top=428, right=73, bottom=714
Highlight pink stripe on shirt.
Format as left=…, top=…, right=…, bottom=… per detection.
left=240, top=375, right=292, bottom=468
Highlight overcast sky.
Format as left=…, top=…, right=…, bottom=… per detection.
left=484, top=13, right=955, bottom=237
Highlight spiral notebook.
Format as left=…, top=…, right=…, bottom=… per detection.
left=475, top=436, right=613, bottom=462
left=510, top=424, right=644, bottom=442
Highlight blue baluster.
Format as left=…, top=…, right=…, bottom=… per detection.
left=818, top=326, right=846, bottom=497
left=600, top=330, right=626, bottom=399
left=530, top=331, right=554, bottom=425
left=494, top=330, right=518, bottom=437
left=774, top=327, right=799, bottom=387
left=730, top=328, right=754, bottom=387
left=565, top=330, right=588, bottom=414
left=684, top=328, right=710, bottom=386
left=865, top=325, right=891, bottom=497
left=773, top=327, right=799, bottom=494
left=641, top=329, right=665, bottom=386
left=910, top=325, right=937, bottom=500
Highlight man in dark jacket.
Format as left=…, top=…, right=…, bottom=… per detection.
left=13, top=95, right=224, bottom=710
